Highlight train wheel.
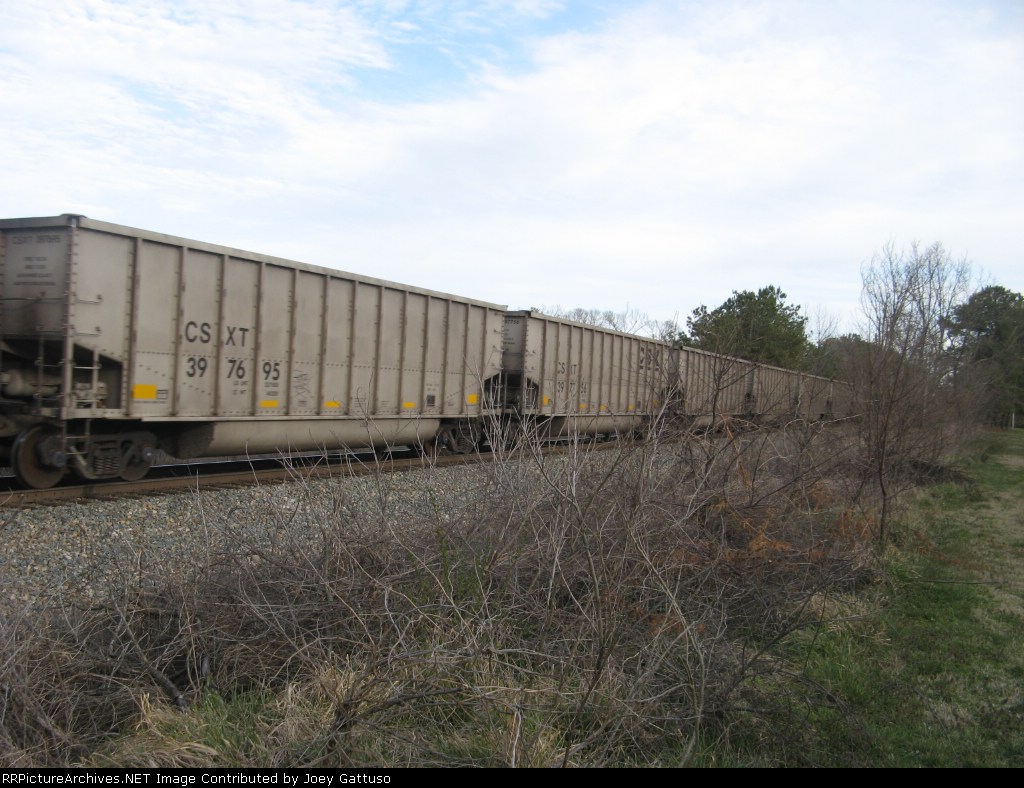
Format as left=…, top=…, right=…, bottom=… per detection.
left=426, top=429, right=454, bottom=458
left=450, top=425, right=480, bottom=454
left=120, top=457, right=152, bottom=482
left=11, top=426, right=67, bottom=489
left=120, top=440, right=156, bottom=482
left=429, top=424, right=479, bottom=456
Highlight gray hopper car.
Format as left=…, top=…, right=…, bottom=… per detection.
left=674, top=347, right=850, bottom=426
left=0, top=215, right=504, bottom=487
left=0, top=214, right=852, bottom=489
left=490, top=313, right=850, bottom=437
left=492, top=310, right=672, bottom=439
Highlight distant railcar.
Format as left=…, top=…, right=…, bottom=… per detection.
left=674, top=345, right=755, bottom=425
left=493, top=310, right=672, bottom=439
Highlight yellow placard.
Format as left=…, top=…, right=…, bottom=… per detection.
left=467, top=393, right=479, bottom=405
left=133, top=384, right=157, bottom=400
left=324, top=401, right=341, bottom=409
left=403, top=402, right=417, bottom=410
left=260, top=400, right=279, bottom=408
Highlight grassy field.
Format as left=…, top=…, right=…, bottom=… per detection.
left=774, top=428, right=1024, bottom=767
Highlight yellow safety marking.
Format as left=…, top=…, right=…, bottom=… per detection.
left=324, top=401, right=341, bottom=408
left=467, top=393, right=479, bottom=405
left=579, top=404, right=588, bottom=411
left=260, top=399, right=279, bottom=408
left=133, top=384, right=157, bottom=400
left=543, top=396, right=550, bottom=406
left=600, top=404, right=608, bottom=411
left=403, top=402, right=417, bottom=410
left=627, top=405, right=636, bottom=412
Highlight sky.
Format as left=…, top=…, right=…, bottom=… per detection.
left=1, top=0, right=1021, bottom=337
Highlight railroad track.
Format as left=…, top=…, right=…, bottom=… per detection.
left=0, top=438, right=623, bottom=507
left=0, top=449, right=481, bottom=507
left=0, top=420, right=851, bottom=508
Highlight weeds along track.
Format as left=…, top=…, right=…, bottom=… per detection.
left=0, top=421, right=877, bottom=767
left=0, top=439, right=625, bottom=606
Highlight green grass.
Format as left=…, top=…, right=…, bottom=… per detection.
left=787, top=429, right=1024, bottom=767
left=90, top=691, right=276, bottom=768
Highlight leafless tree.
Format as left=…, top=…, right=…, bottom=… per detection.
left=850, top=240, right=974, bottom=547
left=536, top=304, right=675, bottom=338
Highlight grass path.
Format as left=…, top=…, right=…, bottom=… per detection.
left=814, top=429, right=1024, bottom=766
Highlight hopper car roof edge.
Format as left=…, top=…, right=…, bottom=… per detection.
left=0, top=213, right=508, bottom=311
left=507, top=309, right=671, bottom=344
left=675, top=342, right=843, bottom=383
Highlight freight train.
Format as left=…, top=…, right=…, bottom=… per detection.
left=0, top=215, right=849, bottom=488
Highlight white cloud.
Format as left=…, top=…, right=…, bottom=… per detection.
left=1, top=0, right=1021, bottom=332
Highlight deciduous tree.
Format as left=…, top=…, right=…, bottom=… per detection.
left=851, top=240, right=973, bottom=548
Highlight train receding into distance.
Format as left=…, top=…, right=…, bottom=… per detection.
left=0, top=215, right=850, bottom=488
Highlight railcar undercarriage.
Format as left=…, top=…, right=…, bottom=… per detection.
left=2, top=418, right=159, bottom=489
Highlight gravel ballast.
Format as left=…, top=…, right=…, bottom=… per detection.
left=0, top=459, right=513, bottom=610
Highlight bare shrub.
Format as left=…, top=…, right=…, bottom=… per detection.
left=1, top=415, right=877, bottom=767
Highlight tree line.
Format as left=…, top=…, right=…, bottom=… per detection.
left=678, top=244, right=1020, bottom=429
left=545, top=241, right=1022, bottom=549
left=548, top=242, right=1022, bottom=429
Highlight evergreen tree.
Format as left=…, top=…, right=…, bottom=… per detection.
left=678, top=286, right=810, bottom=369
left=947, top=285, right=1024, bottom=424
